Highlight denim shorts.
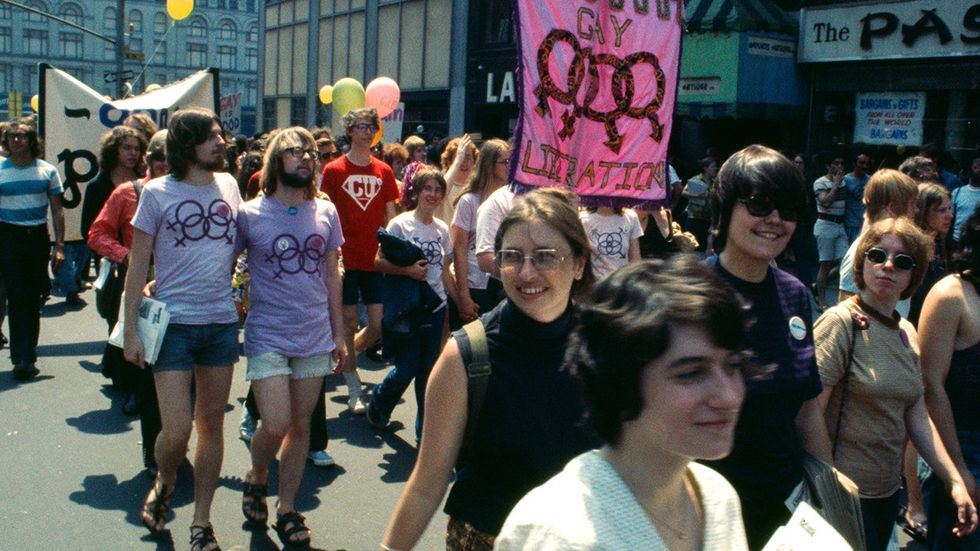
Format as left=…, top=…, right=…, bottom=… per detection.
left=246, top=352, right=332, bottom=381
left=152, top=322, right=240, bottom=372
left=342, top=269, right=384, bottom=305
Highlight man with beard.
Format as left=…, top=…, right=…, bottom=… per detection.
left=124, top=109, right=240, bottom=551
left=0, top=117, right=66, bottom=380
left=236, top=127, right=347, bottom=548
left=320, top=107, right=399, bottom=414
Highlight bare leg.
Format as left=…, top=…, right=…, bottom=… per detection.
left=341, top=304, right=359, bottom=373
left=277, top=376, right=324, bottom=514
left=816, top=261, right=832, bottom=309
left=352, top=303, right=382, bottom=354
left=249, top=374, right=293, bottom=483
left=153, top=370, right=195, bottom=488
left=190, top=364, right=234, bottom=528
left=904, top=441, right=928, bottom=526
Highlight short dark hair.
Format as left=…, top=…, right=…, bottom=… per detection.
left=566, top=256, right=749, bottom=446
left=99, top=125, right=146, bottom=172
left=408, top=167, right=446, bottom=200
left=166, top=108, right=223, bottom=179
left=710, top=145, right=806, bottom=253
left=853, top=217, right=933, bottom=300
left=951, top=209, right=980, bottom=277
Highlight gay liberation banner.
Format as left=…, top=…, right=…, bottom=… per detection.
left=511, top=0, right=682, bottom=208
left=39, top=64, right=219, bottom=241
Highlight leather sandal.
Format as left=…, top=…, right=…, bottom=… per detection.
left=241, top=474, right=268, bottom=525
left=273, top=511, right=311, bottom=548
left=189, top=523, right=221, bottom=551
left=139, top=477, right=172, bottom=535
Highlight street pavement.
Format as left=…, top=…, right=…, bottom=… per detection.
left=0, top=288, right=445, bottom=550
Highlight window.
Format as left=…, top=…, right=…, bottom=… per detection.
left=229, top=0, right=239, bottom=10
left=129, top=37, right=142, bottom=53
left=290, top=97, right=306, bottom=127
left=247, top=24, right=258, bottom=42
left=188, top=17, right=207, bottom=38
left=58, top=4, right=84, bottom=26
left=60, top=32, right=83, bottom=58
left=129, top=10, right=143, bottom=33
left=154, top=39, right=167, bottom=59
left=0, top=27, right=10, bottom=53
left=217, top=45, right=236, bottom=68
left=0, top=5, right=10, bottom=19
left=187, top=42, right=207, bottom=66
left=479, top=0, right=513, bottom=46
left=218, top=20, right=237, bottom=40
left=26, top=1, right=48, bottom=23
left=104, top=7, right=116, bottom=32
left=154, top=13, right=168, bottom=36
left=262, top=98, right=276, bottom=132
left=246, top=47, right=257, bottom=70
left=245, top=80, right=256, bottom=106
left=24, top=28, right=48, bottom=56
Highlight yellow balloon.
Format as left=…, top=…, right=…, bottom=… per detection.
left=30, top=94, right=39, bottom=113
left=167, top=0, right=194, bottom=21
left=319, top=85, right=333, bottom=105
left=145, top=83, right=162, bottom=93
left=371, top=121, right=385, bottom=147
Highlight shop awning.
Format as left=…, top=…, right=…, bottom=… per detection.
left=684, top=0, right=798, bottom=35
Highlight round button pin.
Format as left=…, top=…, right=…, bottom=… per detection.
left=789, top=316, right=807, bottom=341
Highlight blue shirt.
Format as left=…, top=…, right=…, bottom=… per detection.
left=843, top=172, right=869, bottom=229
left=0, top=158, right=63, bottom=226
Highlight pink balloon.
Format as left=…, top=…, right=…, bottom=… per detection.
left=365, top=77, right=400, bottom=118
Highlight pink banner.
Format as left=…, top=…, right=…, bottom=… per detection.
left=512, top=0, right=682, bottom=209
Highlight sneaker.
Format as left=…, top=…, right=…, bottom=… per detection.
left=66, top=292, right=84, bottom=306
left=365, top=400, right=389, bottom=429
left=239, top=408, right=256, bottom=443
left=12, top=363, right=39, bottom=381
left=307, top=450, right=335, bottom=468
left=347, top=393, right=368, bottom=415
left=123, top=392, right=139, bottom=416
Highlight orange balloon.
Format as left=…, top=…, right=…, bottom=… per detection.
left=371, top=121, right=385, bottom=147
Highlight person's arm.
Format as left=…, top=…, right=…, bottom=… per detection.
left=48, top=194, right=65, bottom=273
left=324, top=248, right=349, bottom=369
left=381, top=338, right=469, bottom=549
left=906, top=396, right=978, bottom=536
left=627, top=237, right=641, bottom=263
left=920, top=278, right=977, bottom=500
left=375, top=248, right=427, bottom=281
left=441, top=255, right=459, bottom=307
left=443, top=134, right=471, bottom=185
left=451, top=225, right=479, bottom=320
left=385, top=201, right=398, bottom=225
left=122, top=229, right=154, bottom=368
left=87, top=190, right=131, bottom=263
left=796, top=397, right=834, bottom=463
left=816, top=174, right=843, bottom=209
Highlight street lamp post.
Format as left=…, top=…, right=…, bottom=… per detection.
left=116, top=0, right=126, bottom=98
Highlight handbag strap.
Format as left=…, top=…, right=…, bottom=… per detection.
left=831, top=302, right=863, bottom=460
left=455, top=319, right=490, bottom=462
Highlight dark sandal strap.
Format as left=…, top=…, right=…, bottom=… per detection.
left=189, top=523, right=220, bottom=551
left=140, top=479, right=171, bottom=534
left=241, top=480, right=268, bottom=523
left=274, top=511, right=311, bottom=546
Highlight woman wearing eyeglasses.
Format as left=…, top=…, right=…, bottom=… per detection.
left=815, top=216, right=977, bottom=551
left=700, top=145, right=834, bottom=550
left=380, top=188, right=600, bottom=551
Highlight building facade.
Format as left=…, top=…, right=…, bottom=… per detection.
left=0, top=0, right=259, bottom=134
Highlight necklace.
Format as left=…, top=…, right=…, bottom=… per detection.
left=649, top=473, right=701, bottom=545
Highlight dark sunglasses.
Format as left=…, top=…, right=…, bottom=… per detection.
left=865, top=247, right=916, bottom=271
left=737, top=194, right=800, bottom=222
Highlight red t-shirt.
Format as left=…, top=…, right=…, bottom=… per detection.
left=320, top=155, right=399, bottom=271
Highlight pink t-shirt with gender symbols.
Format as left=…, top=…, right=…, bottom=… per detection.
left=132, top=172, right=241, bottom=325
left=236, top=196, right=344, bottom=358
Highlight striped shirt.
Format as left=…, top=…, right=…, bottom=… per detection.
left=813, top=176, right=846, bottom=217
left=0, top=158, right=63, bottom=226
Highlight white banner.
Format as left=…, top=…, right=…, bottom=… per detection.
left=799, top=1, right=980, bottom=63
left=853, top=92, right=926, bottom=146
left=382, top=102, right=405, bottom=144
left=40, top=65, right=218, bottom=241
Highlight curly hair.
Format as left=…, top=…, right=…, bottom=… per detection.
left=853, top=217, right=934, bottom=300
left=440, top=136, right=479, bottom=172
left=341, top=107, right=380, bottom=136
left=565, top=255, right=749, bottom=446
left=99, top=125, right=147, bottom=172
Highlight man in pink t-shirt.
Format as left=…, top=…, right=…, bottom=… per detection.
left=320, top=107, right=399, bottom=413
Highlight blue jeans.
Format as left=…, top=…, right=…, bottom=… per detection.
left=925, top=430, right=980, bottom=550
left=54, top=242, right=89, bottom=295
left=371, top=308, right=445, bottom=440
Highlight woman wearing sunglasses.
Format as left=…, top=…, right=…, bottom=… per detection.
left=815, top=216, right=977, bottom=551
left=701, top=145, right=834, bottom=549
left=380, top=188, right=599, bottom=550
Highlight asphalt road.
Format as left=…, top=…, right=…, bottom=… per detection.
left=0, top=288, right=445, bottom=550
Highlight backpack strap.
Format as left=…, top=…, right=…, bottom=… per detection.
left=132, top=179, right=143, bottom=202
left=456, top=319, right=490, bottom=456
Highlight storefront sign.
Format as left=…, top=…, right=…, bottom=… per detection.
left=853, top=92, right=926, bottom=146
left=486, top=71, right=516, bottom=104
left=512, top=1, right=681, bottom=209
left=799, top=1, right=980, bottom=62
left=746, top=36, right=796, bottom=59
left=678, top=77, right=720, bottom=96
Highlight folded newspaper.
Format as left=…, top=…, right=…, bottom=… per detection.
left=108, top=294, right=170, bottom=364
left=763, top=501, right=852, bottom=551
